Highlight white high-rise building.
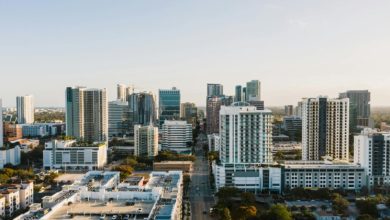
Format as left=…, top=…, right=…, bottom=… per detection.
left=134, top=125, right=158, bottom=157
left=117, top=84, right=127, bottom=102
left=354, top=128, right=390, bottom=188
left=66, top=87, right=108, bottom=142
left=16, top=95, right=34, bottom=124
left=302, top=97, right=349, bottom=161
left=219, top=103, right=273, bottom=164
left=161, top=120, right=192, bottom=153
left=0, top=98, right=3, bottom=147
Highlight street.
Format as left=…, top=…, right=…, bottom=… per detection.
left=190, top=134, right=215, bottom=220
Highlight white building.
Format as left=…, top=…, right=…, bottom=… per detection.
left=354, top=128, right=390, bottom=188
left=21, top=171, right=183, bottom=220
left=213, top=163, right=281, bottom=193
left=43, top=139, right=107, bottom=171
left=66, top=87, right=108, bottom=142
left=16, top=95, right=34, bottom=124
left=0, top=181, right=33, bottom=218
left=207, top=134, right=220, bottom=152
left=0, top=146, right=21, bottom=169
left=282, top=160, right=366, bottom=191
left=161, top=120, right=192, bottom=154
left=219, top=103, right=273, bottom=164
left=134, top=124, right=158, bottom=157
left=302, top=97, right=349, bottom=161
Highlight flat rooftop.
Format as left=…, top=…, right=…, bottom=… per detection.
left=49, top=200, right=154, bottom=219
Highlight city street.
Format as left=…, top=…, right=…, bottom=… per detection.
left=190, top=134, right=215, bottom=220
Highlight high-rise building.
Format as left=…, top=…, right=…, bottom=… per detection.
left=180, top=102, right=198, bottom=128
left=234, top=85, right=244, bottom=102
left=159, top=87, right=181, bottom=122
left=246, top=80, right=261, bottom=101
left=117, top=84, right=127, bottom=102
left=282, top=116, right=302, bottom=141
left=207, top=84, right=223, bottom=97
left=219, top=103, right=273, bottom=164
left=206, top=96, right=232, bottom=134
left=354, top=128, right=390, bottom=188
left=108, top=100, right=130, bottom=137
left=284, top=105, right=294, bottom=116
left=302, top=97, right=349, bottom=161
left=248, top=100, right=265, bottom=110
left=295, top=101, right=303, bottom=117
left=129, top=92, right=157, bottom=127
left=339, top=90, right=371, bottom=130
left=161, top=120, right=192, bottom=154
left=134, top=125, right=158, bottom=157
left=66, top=87, right=108, bottom=142
left=16, top=95, right=34, bottom=124
left=0, top=99, right=3, bottom=147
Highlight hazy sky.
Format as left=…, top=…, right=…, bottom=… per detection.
left=1, top=0, right=390, bottom=107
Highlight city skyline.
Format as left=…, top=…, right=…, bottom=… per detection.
left=1, top=1, right=390, bottom=107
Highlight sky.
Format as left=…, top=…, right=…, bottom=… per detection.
left=1, top=0, right=390, bottom=107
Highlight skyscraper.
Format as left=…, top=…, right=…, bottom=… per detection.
left=246, top=80, right=261, bottom=101
left=207, top=84, right=223, bottom=97
left=0, top=98, right=3, bottom=147
left=134, top=125, right=158, bottom=157
left=302, top=97, right=349, bottom=161
left=206, top=96, right=233, bottom=134
left=108, top=100, right=130, bottom=137
left=117, top=84, right=133, bottom=102
left=66, top=87, right=108, bottom=142
left=16, top=95, right=34, bottom=124
left=129, top=92, right=157, bottom=126
left=234, top=85, right=243, bottom=102
left=180, top=102, right=198, bottom=128
left=159, top=87, right=181, bottom=122
left=284, top=105, right=294, bottom=116
left=220, top=103, right=273, bottom=164
left=339, top=90, right=371, bottom=130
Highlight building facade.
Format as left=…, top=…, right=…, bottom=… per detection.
left=66, top=87, right=108, bottom=142
left=43, top=139, right=108, bottom=171
left=161, top=121, right=192, bottom=154
left=339, top=90, right=371, bottom=130
left=108, top=100, right=130, bottom=137
left=0, top=146, right=21, bottom=169
left=134, top=125, right=158, bottom=157
left=207, top=83, right=223, bottom=97
left=219, top=103, right=273, bottom=164
left=282, top=116, right=302, bottom=141
left=16, top=95, right=34, bottom=124
left=246, top=80, right=261, bottom=101
left=284, top=105, right=294, bottom=116
left=206, top=96, right=232, bottom=134
left=159, top=88, right=181, bottom=123
left=302, top=97, right=349, bottom=161
left=129, top=92, right=157, bottom=127
left=282, top=160, right=366, bottom=191
left=234, top=85, right=243, bottom=102
left=180, top=102, right=198, bottom=128
left=354, top=129, right=390, bottom=188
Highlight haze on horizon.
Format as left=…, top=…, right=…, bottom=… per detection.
left=1, top=0, right=390, bottom=107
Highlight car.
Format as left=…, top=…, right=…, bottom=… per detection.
left=112, top=215, right=118, bottom=220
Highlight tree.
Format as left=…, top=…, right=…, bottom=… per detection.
left=332, top=193, right=349, bottom=215
left=222, top=208, right=232, bottom=220
left=357, top=214, right=376, bottom=220
left=265, top=204, right=292, bottom=220
left=241, top=192, right=256, bottom=206
left=238, top=205, right=257, bottom=220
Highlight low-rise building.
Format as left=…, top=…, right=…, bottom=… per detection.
left=282, top=160, right=366, bottom=191
left=0, top=181, right=34, bottom=218
left=43, top=139, right=108, bottom=171
left=20, top=171, right=183, bottom=220
left=0, top=145, right=21, bottom=168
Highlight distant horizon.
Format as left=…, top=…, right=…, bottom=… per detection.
left=1, top=1, right=390, bottom=107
